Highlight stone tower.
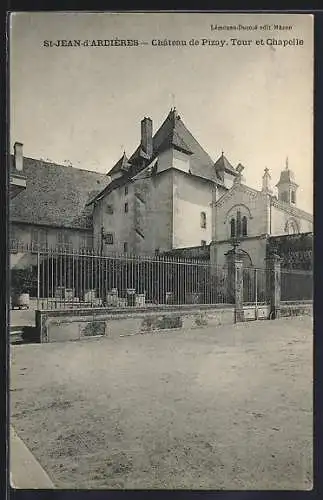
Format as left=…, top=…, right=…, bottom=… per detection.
left=275, top=157, right=298, bottom=205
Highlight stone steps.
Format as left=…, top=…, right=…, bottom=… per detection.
left=10, top=325, right=39, bottom=344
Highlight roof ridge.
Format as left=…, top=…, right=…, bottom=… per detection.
left=271, top=197, right=313, bottom=220
left=10, top=154, right=106, bottom=176
left=174, top=116, right=215, bottom=165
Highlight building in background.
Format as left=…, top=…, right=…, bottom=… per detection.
left=211, top=160, right=313, bottom=269
left=9, top=143, right=109, bottom=268
left=89, top=108, right=243, bottom=255
left=10, top=110, right=313, bottom=268
left=10, top=142, right=26, bottom=199
left=89, top=108, right=312, bottom=261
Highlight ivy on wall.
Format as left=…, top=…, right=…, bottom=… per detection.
left=267, top=233, right=313, bottom=270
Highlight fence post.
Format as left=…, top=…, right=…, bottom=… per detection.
left=265, top=253, right=281, bottom=319
left=225, top=241, right=244, bottom=323
left=37, top=251, right=40, bottom=309
left=234, top=258, right=244, bottom=322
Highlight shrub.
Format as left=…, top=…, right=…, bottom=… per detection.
left=11, top=267, right=34, bottom=295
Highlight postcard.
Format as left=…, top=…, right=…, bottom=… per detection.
left=9, top=12, right=313, bottom=490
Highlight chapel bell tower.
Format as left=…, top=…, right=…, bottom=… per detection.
left=276, top=157, right=298, bottom=206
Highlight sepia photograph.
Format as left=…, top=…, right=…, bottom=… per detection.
left=9, top=11, right=313, bottom=490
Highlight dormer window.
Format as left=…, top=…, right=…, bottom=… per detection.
left=200, top=212, right=206, bottom=229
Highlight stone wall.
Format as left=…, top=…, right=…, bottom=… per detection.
left=36, top=304, right=235, bottom=343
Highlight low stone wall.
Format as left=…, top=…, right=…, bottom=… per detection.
left=280, top=301, right=313, bottom=318
left=34, top=301, right=313, bottom=343
left=35, top=305, right=235, bottom=343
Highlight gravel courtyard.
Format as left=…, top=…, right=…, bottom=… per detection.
left=10, top=316, right=313, bottom=490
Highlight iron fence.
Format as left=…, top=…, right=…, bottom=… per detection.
left=9, top=244, right=313, bottom=311
left=11, top=247, right=234, bottom=310
left=242, top=267, right=269, bottom=305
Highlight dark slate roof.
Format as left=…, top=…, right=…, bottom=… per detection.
left=10, top=156, right=109, bottom=229
left=87, top=175, right=131, bottom=205
left=276, top=168, right=298, bottom=186
left=91, top=108, right=249, bottom=205
left=104, top=109, right=229, bottom=186
left=108, top=152, right=131, bottom=177
left=214, top=152, right=239, bottom=176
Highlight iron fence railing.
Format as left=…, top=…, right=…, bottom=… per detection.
left=9, top=244, right=313, bottom=311
left=242, top=267, right=269, bottom=305
left=10, top=247, right=233, bottom=310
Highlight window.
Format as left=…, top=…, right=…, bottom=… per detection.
left=124, top=186, right=128, bottom=195
left=291, top=191, right=296, bottom=204
left=286, top=220, right=299, bottom=235
left=124, top=202, right=128, bottom=213
left=230, top=212, right=248, bottom=238
left=57, top=230, right=70, bottom=250
left=242, top=216, right=248, bottom=237
left=200, top=211, right=206, bottom=229
left=230, top=218, right=236, bottom=238
left=236, top=210, right=242, bottom=237
left=105, top=232, right=114, bottom=245
left=32, top=227, right=48, bottom=250
left=123, top=242, right=128, bottom=253
left=106, top=204, right=114, bottom=214
left=201, top=240, right=206, bottom=246
left=81, top=233, right=93, bottom=250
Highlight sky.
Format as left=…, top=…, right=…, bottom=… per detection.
left=10, top=12, right=313, bottom=213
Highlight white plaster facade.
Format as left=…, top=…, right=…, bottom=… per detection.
left=211, top=171, right=313, bottom=269
left=93, top=152, right=227, bottom=255
left=91, top=110, right=312, bottom=265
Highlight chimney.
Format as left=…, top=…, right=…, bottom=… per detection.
left=14, top=142, right=23, bottom=171
left=141, top=117, right=153, bottom=159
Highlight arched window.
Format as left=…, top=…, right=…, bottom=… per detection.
left=291, top=191, right=296, bottom=204
left=230, top=218, right=236, bottom=238
left=286, top=220, right=299, bottom=235
left=200, top=211, right=206, bottom=229
left=242, top=216, right=248, bottom=236
left=236, top=210, right=242, bottom=237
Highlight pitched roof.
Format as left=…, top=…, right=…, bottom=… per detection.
left=107, top=109, right=226, bottom=185
left=276, top=168, right=298, bottom=186
left=10, top=156, right=109, bottom=229
left=214, top=152, right=239, bottom=176
left=270, top=196, right=312, bottom=222
left=108, top=151, right=131, bottom=177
